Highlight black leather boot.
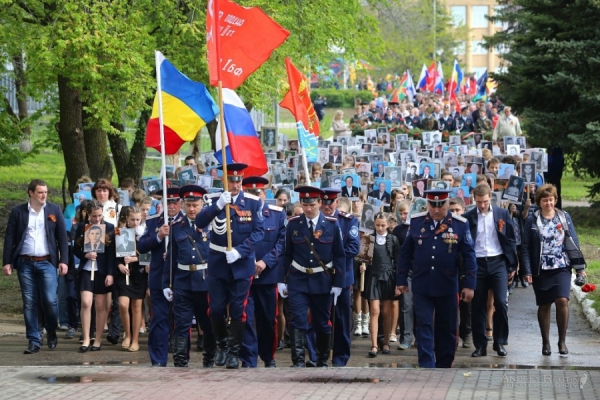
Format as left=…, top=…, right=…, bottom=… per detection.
left=203, top=332, right=217, bottom=368
left=196, top=334, right=204, bottom=352
left=212, top=319, right=228, bottom=367
left=225, top=320, right=244, bottom=369
left=290, top=328, right=306, bottom=367
left=316, top=333, right=331, bottom=368
left=173, top=336, right=189, bottom=367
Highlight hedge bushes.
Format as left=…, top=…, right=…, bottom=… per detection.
left=310, top=89, right=374, bottom=108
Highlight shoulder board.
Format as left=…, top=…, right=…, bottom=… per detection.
left=268, top=204, right=283, bottom=212
left=411, top=211, right=427, bottom=219
left=205, top=192, right=221, bottom=199
left=146, top=213, right=161, bottom=221
left=325, top=216, right=338, bottom=222
left=452, top=213, right=467, bottom=223
left=243, top=193, right=259, bottom=201
left=338, top=211, right=353, bottom=219
left=172, top=216, right=184, bottom=225
left=288, top=215, right=301, bottom=222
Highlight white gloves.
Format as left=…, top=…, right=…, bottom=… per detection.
left=217, top=191, right=232, bottom=210
left=277, top=283, right=288, bottom=298
left=225, top=248, right=241, bottom=264
left=163, top=288, right=173, bottom=302
left=330, top=287, right=342, bottom=305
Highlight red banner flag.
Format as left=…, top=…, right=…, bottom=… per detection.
left=279, top=58, right=320, bottom=138
left=206, top=0, right=290, bottom=89
left=425, top=61, right=436, bottom=93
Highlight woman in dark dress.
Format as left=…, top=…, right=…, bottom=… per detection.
left=521, top=184, right=585, bottom=356
left=364, top=212, right=401, bottom=357
left=114, top=206, right=148, bottom=352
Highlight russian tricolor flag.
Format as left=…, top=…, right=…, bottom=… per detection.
left=214, top=88, right=268, bottom=177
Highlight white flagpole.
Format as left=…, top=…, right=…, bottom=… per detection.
left=155, top=50, right=169, bottom=244
left=300, top=131, right=311, bottom=186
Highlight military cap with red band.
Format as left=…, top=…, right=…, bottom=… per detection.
left=166, top=188, right=181, bottom=202
left=217, top=162, right=248, bottom=182
left=319, top=187, right=341, bottom=204
left=295, top=186, right=325, bottom=203
left=424, top=189, right=451, bottom=206
left=178, top=185, right=207, bottom=201
left=242, top=176, right=269, bottom=190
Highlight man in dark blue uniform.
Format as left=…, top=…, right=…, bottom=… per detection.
left=396, top=189, right=477, bottom=368
left=163, top=185, right=215, bottom=367
left=278, top=186, right=346, bottom=368
left=238, top=177, right=286, bottom=368
left=319, top=190, right=360, bottom=367
left=196, top=163, right=264, bottom=369
left=138, top=188, right=182, bottom=367
left=456, top=106, right=474, bottom=133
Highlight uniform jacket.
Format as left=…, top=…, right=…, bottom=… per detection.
left=278, top=212, right=346, bottom=294
left=253, top=203, right=286, bottom=285
left=397, top=211, right=477, bottom=296
left=73, top=221, right=116, bottom=276
left=196, top=192, right=264, bottom=280
left=138, top=211, right=184, bottom=290
left=334, top=210, right=360, bottom=287
left=463, top=205, right=518, bottom=271
left=164, top=217, right=211, bottom=291
left=456, top=116, right=474, bottom=133
left=3, top=202, right=69, bottom=269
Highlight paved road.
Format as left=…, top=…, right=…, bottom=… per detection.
left=1, top=285, right=599, bottom=398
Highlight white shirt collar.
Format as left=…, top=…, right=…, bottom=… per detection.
left=477, top=205, right=493, bottom=216
left=27, top=201, right=46, bottom=212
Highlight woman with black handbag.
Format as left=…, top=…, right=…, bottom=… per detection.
left=521, top=184, right=586, bottom=356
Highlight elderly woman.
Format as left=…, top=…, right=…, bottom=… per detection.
left=521, top=184, right=585, bottom=356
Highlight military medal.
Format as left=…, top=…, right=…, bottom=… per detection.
left=418, top=239, right=422, bottom=245
left=421, top=228, right=425, bottom=233
left=313, top=230, right=323, bottom=239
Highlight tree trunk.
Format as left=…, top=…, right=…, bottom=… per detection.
left=107, top=112, right=147, bottom=188
left=57, top=75, right=88, bottom=195
left=207, top=119, right=218, bottom=151
left=82, top=108, right=113, bottom=181
left=191, top=131, right=202, bottom=161
left=166, top=152, right=180, bottom=168
left=12, top=54, right=32, bottom=153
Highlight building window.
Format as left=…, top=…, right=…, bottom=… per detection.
left=472, top=40, right=488, bottom=55
left=471, top=6, right=489, bottom=28
left=494, top=6, right=509, bottom=29
left=454, top=42, right=466, bottom=55
left=450, top=6, right=466, bottom=27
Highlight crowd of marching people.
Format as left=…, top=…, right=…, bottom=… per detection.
left=3, top=88, right=588, bottom=369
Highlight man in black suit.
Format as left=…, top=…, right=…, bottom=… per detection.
left=342, top=176, right=359, bottom=198
left=373, top=163, right=385, bottom=179
left=84, top=225, right=106, bottom=253
left=3, top=179, right=69, bottom=354
left=329, top=146, right=342, bottom=163
left=463, top=184, right=517, bottom=358
left=368, top=182, right=391, bottom=204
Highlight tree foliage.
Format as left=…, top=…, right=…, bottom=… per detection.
left=485, top=0, right=600, bottom=196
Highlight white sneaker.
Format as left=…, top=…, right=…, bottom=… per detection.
left=353, top=313, right=362, bottom=336
left=362, top=313, right=370, bottom=336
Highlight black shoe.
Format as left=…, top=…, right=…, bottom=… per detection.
left=382, top=345, right=391, bottom=355
left=212, top=319, right=229, bottom=366
left=79, top=345, right=90, bottom=353
left=305, top=360, right=317, bottom=367
left=152, top=363, right=165, bottom=367
left=471, top=348, right=487, bottom=357
left=368, top=346, right=379, bottom=358
left=47, top=331, right=58, bottom=350
left=558, top=342, right=569, bottom=355
left=493, top=343, right=507, bottom=357
left=225, top=320, right=245, bottom=369
left=196, top=334, right=204, bottom=352
left=173, top=336, right=189, bottom=368
left=542, top=343, right=551, bottom=356
left=106, top=335, right=119, bottom=345
left=24, top=343, right=40, bottom=354
left=264, top=360, right=276, bottom=368
left=91, top=345, right=102, bottom=351
left=290, top=328, right=306, bottom=368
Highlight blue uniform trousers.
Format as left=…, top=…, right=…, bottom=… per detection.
left=413, top=292, right=458, bottom=368
left=288, top=289, right=331, bottom=333
left=148, top=290, right=170, bottom=366
left=173, top=288, right=214, bottom=363
left=208, top=276, right=252, bottom=321
left=239, top=284, right=278, bottom=367
left=472, top=258, right=509, bottom=350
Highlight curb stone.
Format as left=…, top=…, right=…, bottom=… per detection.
left=571, top=276, right=600, bottom=331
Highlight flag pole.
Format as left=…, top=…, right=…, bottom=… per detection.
left=217, top=81, right=233, bottom=250
left=155, top=51, right=169, bottom=240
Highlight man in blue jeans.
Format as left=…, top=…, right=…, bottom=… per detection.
left=2, top=179, right=69, bottom=354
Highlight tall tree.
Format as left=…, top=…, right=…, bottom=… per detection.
left=486, top=0, right=600, bottom=196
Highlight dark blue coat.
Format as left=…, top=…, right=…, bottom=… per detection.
left=3, top=202, right=69, bottom=268
left=456, top=116, right=474, bottom=133
left=253, top=203, right=286, bottom=285
left=164, top=217, right=210, bottom=292
left=278, top=212, right=346, bottom=294
left=138, top=211, right=184, bottom=290
left=196, top=192, right=264, bottom=280
left=334, top=210, right=360, bottom=287
left=397, top=211, right=477, bottom=296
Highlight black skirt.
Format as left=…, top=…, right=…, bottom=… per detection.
left=363, top=268, right=396, bottom=301
left=115, top=266, right=148, bottom=300
left=532, top=267, right=571, bottom=306
left=78, top=270, right=112, bottom=295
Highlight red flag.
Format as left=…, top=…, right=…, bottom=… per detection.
left=425, top=61, right=436, bottom=92
left=279, top=58, right=320, bottom=137
left=206, top=0, right=290, bottom=89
